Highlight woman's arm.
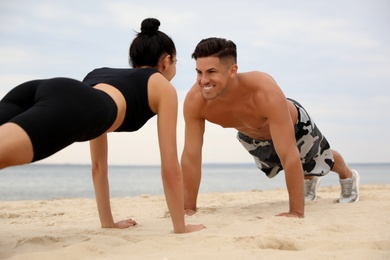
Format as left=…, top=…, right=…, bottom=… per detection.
left=149, top=74, right=205, bottom=233
left=89, top=134, right=136, bottom=228
left=155, top=81, right=186, bottom=233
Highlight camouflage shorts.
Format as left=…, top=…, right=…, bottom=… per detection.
left=237, top=98, right=334, bottom=178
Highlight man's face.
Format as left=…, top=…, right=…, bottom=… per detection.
left=195, top=57, right=232, bottom=100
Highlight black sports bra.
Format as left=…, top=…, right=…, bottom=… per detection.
left=83, top=67, right=158, bottom=132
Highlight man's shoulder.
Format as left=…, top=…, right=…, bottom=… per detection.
left=239, top=71, right=278, bottom=92
left=184, top=86, right=205, bottom=108
left=239, top=71, right=272, bottom=82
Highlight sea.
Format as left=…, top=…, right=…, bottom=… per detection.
left=0, top=163, right=389, bottom=201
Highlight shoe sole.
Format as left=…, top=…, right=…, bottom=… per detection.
left=352, top=169, right=360, bottom=202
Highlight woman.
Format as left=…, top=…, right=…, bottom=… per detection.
left=0, top=18, right=204, bottom=234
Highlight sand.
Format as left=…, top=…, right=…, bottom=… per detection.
left=1, top=184, right=389, bottom=260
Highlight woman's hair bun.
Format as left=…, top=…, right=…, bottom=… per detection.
left=140, top=18, right=160, bottom=35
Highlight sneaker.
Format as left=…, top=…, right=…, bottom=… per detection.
left=305, top=176, right=322, bottom=201
left=338, top=169, right=360, bottom=203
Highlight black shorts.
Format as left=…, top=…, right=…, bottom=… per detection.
left=0, top=78, right=117, bottom=162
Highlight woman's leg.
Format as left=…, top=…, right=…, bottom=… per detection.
left=0, top=80, right=40, bottom=169
left=0, top=123, right=33, bottom=169
left=0, top=77, right=116, bottom=167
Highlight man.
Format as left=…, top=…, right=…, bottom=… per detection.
left=181, top=37, right=359, bottom=218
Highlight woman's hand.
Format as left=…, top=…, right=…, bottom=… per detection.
left=185, top=224, right=206, bottom=233
left=276, top=212, right=304, bottom=218
left=114, top=218, right=137, bottom=229
left=184, top=209, right=196, bottom=216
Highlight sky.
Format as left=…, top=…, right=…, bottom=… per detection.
left=0, top=0, right=389, bottom=165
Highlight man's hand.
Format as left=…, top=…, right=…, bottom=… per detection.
left=276, top=212, right=304, bottom=218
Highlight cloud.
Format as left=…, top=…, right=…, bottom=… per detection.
left=0, top=0, right=389, bottom=164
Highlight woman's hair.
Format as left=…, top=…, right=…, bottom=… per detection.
left=129, top=18, right=176, bottom=68
left=192, top=37, right=237, bottom=63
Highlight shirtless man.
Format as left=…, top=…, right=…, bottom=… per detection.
left=181, top=37, right=359, bottom=218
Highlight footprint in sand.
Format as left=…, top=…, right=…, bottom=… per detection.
left=233, top=235, right=301, bottom=251
left=164, top=207, right=218, bottom=218
left=15, top=235, right=91, bottom=248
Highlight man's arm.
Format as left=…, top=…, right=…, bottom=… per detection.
left=262, top=85, right=305, bottom=218
left=181, top=91, right=205, bottom=215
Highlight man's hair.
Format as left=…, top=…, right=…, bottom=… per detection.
left=191, top=37, right=237, bottom=63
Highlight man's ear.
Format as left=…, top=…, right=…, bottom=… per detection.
left=229, top=64, right=238, bottom=76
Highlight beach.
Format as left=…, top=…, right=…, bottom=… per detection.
left=1, top=184, right=389, bottom=260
